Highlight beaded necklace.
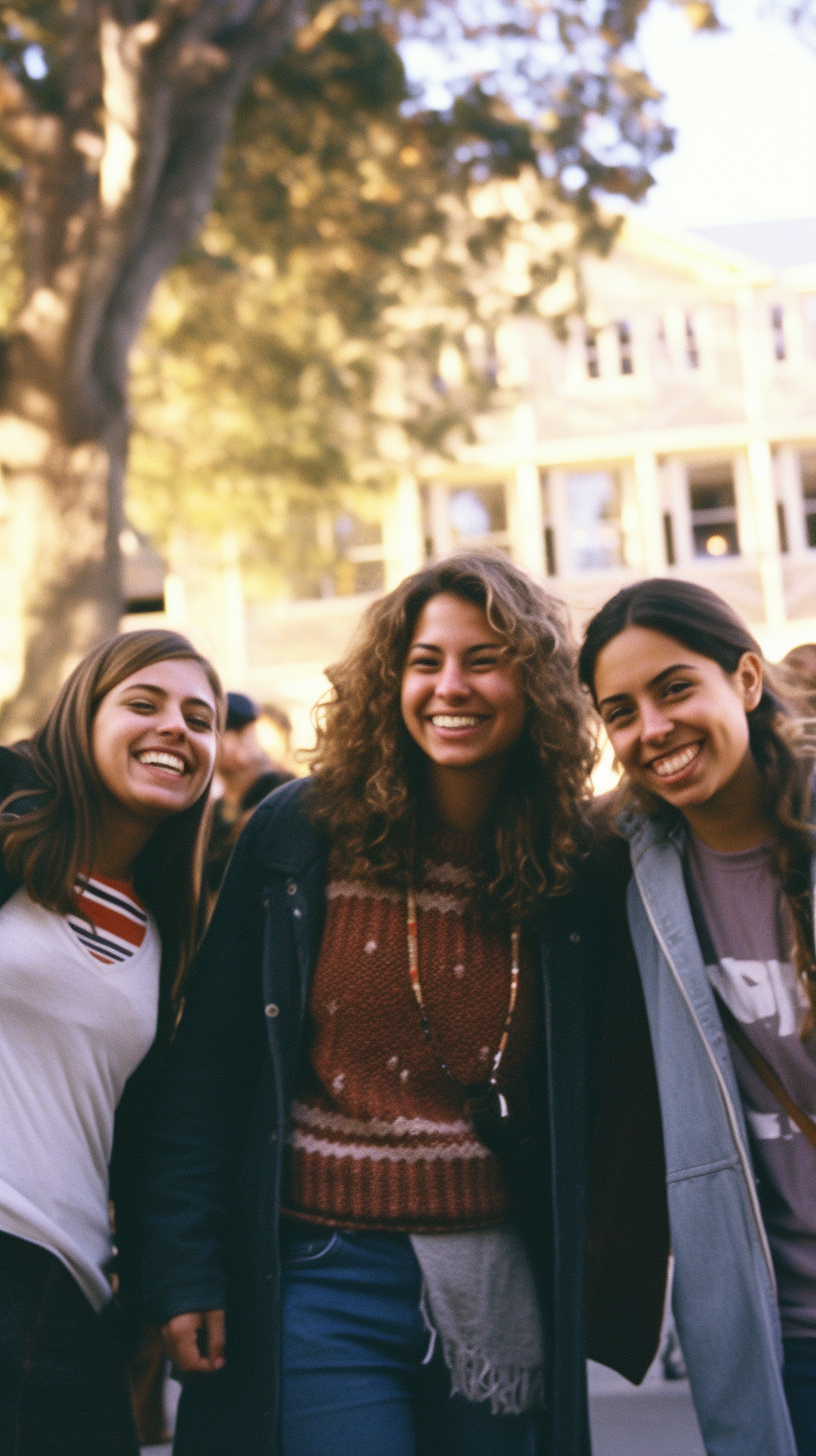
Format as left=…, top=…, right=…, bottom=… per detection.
left=406, top=887, right=520, bottom=1136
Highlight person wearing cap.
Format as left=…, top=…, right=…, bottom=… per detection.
left=205, top=693, right=293, bottom=897
left=219, top=694, right=267, bottom=806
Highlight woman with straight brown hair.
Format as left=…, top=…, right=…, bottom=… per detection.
left=0, top=629, right=223, bottom=1456
left=143, top=553, right=667, bottom=1456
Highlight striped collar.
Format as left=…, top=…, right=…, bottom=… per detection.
left=69, top=875, right=148, bottom=966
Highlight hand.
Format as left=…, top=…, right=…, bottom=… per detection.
left=162, top=1308, right=226, bottom=1372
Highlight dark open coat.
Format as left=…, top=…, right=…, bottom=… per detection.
left=142, top=778, right=668, bottom=1456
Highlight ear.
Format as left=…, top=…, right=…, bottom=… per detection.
left=735, top=651, right=764, bottom=712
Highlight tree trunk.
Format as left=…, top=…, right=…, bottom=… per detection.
left=0, top=0, right=297, bottom=734
left=0, top=412, right=124, bottom=740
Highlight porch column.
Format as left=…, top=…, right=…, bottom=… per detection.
left=383, top=475, right=425, bottom=589
left=633, top=450, right=666, bottom=574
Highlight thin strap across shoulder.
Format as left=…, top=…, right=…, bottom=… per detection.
left=711, top=990, right=816, bottom=1155
left=683, top=860, right=816, bottom=1155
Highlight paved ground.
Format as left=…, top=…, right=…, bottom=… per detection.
left=142, top=1364, right=706, bottom=1455
left=588, top=1361, right=705, bottom=1456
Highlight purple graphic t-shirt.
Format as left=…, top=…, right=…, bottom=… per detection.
left=686, top=832, right=816, bottom=1338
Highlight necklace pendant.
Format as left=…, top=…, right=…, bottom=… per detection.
left=496, top=1089, right=509, bottom=1120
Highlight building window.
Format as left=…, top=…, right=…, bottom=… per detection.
left=616, top=320, right=634, bottom=375
left=422, top=482, right=510, bottom=559
left=447, top=485, right=507, bottom=542
left=685, top=314, right=700, bottom=369
left=539, top=470, right=557, bottom=576
left=662, top=512, right=676, bottom=567
left=688, top=462, right=739, bottom=558
left=802, top=452, right=816, bottom=548
left=585, top=329, right=600, bottom=379
left=120, top=527, right=166, bottom=614
left=333, top=512, right=385, bottom=594
left=771, top=305, right=786, bottom=361
left=565, top=470, right=623, bottom=571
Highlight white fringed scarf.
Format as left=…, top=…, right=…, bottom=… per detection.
left=409, top=1226, right=545, bottom=1415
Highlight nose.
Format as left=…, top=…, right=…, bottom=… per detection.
left=156, top=701, right=188, bottom=737
left=639, top=699, right=673, bottom=743
left=435, top=657, right=470, bottom=699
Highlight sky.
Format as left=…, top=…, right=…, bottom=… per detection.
left=401, top=0, right=816, bottom=231
left=634, top=0, right=816, bottom=227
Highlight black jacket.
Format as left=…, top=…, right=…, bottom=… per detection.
left=142, top=778, right=668, bottom=1456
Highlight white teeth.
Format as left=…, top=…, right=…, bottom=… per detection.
left=652, top=744, right=700, bottom=778
left=430, top=715, right=480, bottom=728
left=136, top=750, right=185, bottom=774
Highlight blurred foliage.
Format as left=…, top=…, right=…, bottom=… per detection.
left=0, top=191, right=22, bottom=323
left=126, top=7, right=675, bottom=593
left=5, top=0, right=788, bottom=597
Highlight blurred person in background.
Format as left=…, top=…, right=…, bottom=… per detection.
left=143, top=553, right=667, bottom=1456
left=780, top=644, right=816, bottom=719
left=206, top=692, right=293, bottom=895
left=255, top=701, right=296, bottom=774
left=0, top=630, right=222, bottom=1456
left=581, top=578, right=816, bottom=1456
left=215, top=693, right=274, bottom=810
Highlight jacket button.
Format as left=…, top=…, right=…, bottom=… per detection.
left=270, top=1132, right=278, bottom=1143
left=265, top=1003, right=280, bottom=1018
left=569, top=932, right=580, bottom=943
left=287, top=883, right=297, bottom=895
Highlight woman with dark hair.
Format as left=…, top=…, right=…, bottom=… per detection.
left=0, top=629, right=223, bottom=1456
left=579, top=577, right=816, bottom=1456
left=142, top=552, right=668, bottom=1456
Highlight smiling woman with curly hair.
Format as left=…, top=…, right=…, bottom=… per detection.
left=308, top=552, right=595, bottom=917
left=144, top=552, right=669, bottom=1456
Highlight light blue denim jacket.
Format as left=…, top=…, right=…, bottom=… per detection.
left=619, top=803, right=799, bottom=1456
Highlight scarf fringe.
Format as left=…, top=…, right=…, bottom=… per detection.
left=442, top=1340, right=546, bottom=1416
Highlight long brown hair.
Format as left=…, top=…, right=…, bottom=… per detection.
left=1, top=630, right=224, bottom=1021
left=579, top=578, right=816, bottom=1034
left=308, top=552, right=595, bottom=920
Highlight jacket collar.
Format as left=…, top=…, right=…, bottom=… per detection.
left=616, top=798, right=686, bottom=867
left=250, top=777, right=330, bottom=876
left=618, top=784, right=816, bottom=901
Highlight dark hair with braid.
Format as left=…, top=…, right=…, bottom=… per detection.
left=578, top=577, right=816, bottom=1036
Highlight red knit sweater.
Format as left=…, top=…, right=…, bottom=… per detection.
left=282, top=829, right=536, bottom=1231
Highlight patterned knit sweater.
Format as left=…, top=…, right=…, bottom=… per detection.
left=282, top=828, right=536, bottom=1231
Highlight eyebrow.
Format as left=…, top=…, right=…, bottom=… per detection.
left=408, top=640, right=503, bottom=653
left=122, top=682, right=215, bottom=713
left=597, top=663, right=697, bottom=712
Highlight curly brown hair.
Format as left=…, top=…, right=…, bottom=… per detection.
left=308, top=552, right=596, bottom=919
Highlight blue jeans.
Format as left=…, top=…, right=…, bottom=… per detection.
left=280, top=1222, right=539, bottom=1456
left=783, top=1338, right=816, bottom=1456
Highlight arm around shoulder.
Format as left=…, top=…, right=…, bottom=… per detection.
left=141, top=814, right=269, bottom=1328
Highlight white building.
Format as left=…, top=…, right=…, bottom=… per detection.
left=202, top=216, right=815, bottom=742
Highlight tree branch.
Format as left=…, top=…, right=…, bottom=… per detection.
left=59, top=0, right=299, bottom=439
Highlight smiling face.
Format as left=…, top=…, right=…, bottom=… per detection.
left=91, top=658, right=218, bottom=831
left=400, top=593, right=526, bottom=777
left=593, top=625, right=764, bottom=817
